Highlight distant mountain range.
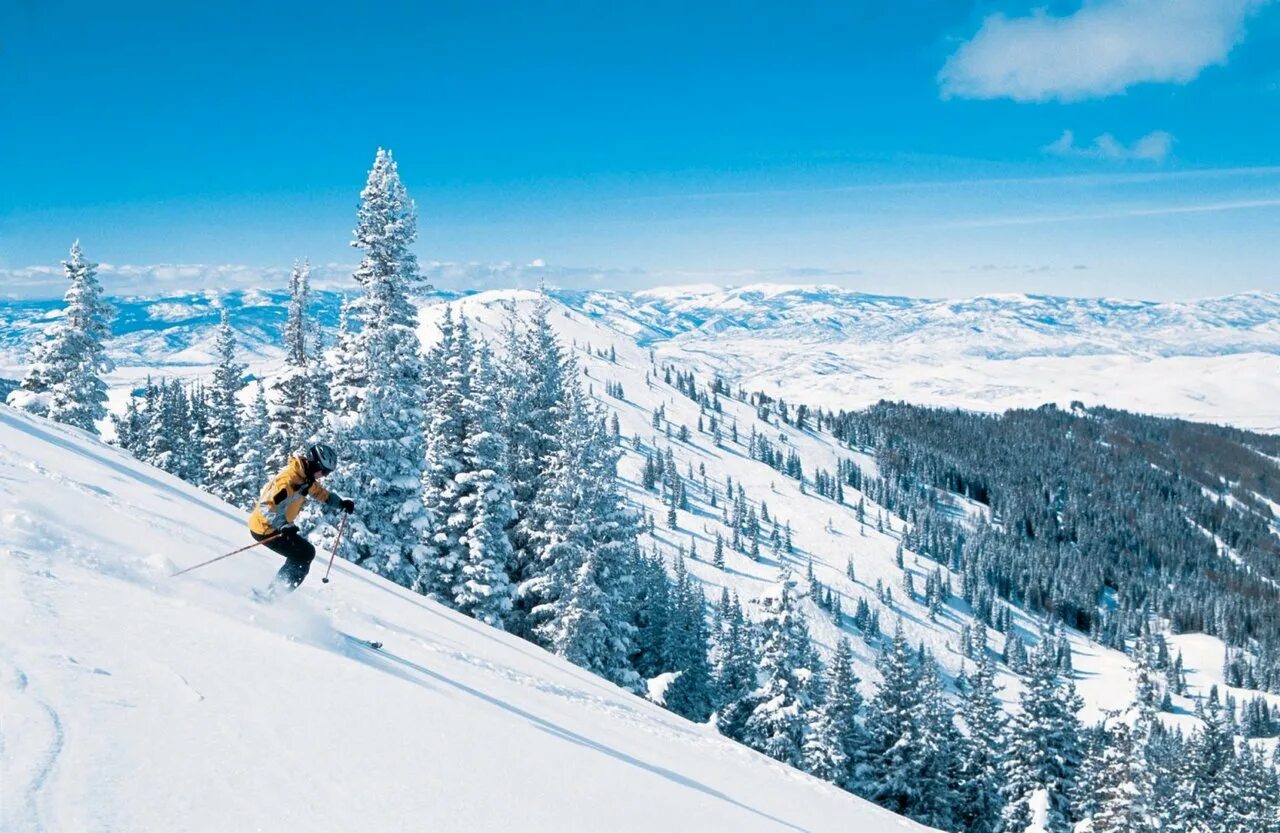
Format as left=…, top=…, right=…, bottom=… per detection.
left=2, top=284, right=1278, bottom=431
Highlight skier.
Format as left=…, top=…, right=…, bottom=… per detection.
left=249, top=443, right=355, bottom=597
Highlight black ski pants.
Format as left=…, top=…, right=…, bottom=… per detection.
left=253, top=530, right=316, bottom=589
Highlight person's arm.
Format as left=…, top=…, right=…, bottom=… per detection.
left=309, top=482, right=354, bottom=513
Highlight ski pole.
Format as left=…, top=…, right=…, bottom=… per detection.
left=170, top=533, right=280, bottom=578
left=321, top=513, right=348, bottom=584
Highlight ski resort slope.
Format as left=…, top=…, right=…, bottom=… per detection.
left=422, top=290, right=1280, bottom=734
left=0, top=406, right=936, bottom=833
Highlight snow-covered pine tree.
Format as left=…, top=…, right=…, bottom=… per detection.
left=1169, top=695, right=1236, bottom=833
left=803, top=637, right=865, bottom=788
left=451, top=340, right=516, bottom=627
left=912, top=659, right=961, bottom=832
left=502, top=295, right=571, bottom=637
left=713, top=591, right=758, bottom=738
left=266, top=260, right=313, bottom=471
left=111, top=395, right=144, bottom=455
left=661, top=555, right=715, bottom=722
left=956, top=650, right=1007, bottom=833
left=228, top=382, right=271, bottom=510
left=735, top=571, right=819, bottom=767
left=529, top=383, right=642, bottom=691
left=328, top=294, right=364, bottom=417
left=146, top=379, right=183, bottom=476
left=9, top=241, right=114, bottom=433
left=632, top=552, right=675, bottom=679
left=203, top=309, right=245, bottom=502
left=859, top=621, right=925, bottom=814
left=327, top=148, right=431, bottom=586
left=1087, top=718, right=1155, bottom=833
left=185, top=382, right=210, bottom=486
left=1000, top=634, right=1084, bottom=833
left=419, top=308, right=469, bottom=603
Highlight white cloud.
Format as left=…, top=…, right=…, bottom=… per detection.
left=939, top=0, right=1269, bottom=102
left=1044, top=129, right=1175, bottom=161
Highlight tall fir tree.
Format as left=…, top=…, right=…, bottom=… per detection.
left=229, top=382, right=271, bottom=510
left=267, top=259, right=313, bottom=471
left=502, top=295, right=571, bottom=637
left=1000, top=634, right=1084, bottom=833
left=419, top=308, right=470, bottom=602
left=9, top=241, right=114, bottom=433
left=713, top=592, right=758, bottom=737
left=529, top=384, right=642, bottom=692
left=451, top=340, right=516, bottom=627
left=661, top=555, right=715, bottom=722
left=803, top=637, right=866, bottom=789
left=1088, top=717, right=1155, bottom=833
left=328, top=148, right=431, bottom=586
left=860, top=622, right=937, bottom=822
left=956, top=650, right=1007, bottom=833
left=204, top=309, right=245, bottom=502
left=734, top=572, right=819, bottom=767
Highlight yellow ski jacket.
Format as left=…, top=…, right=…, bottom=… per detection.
left=248, top=456, right=339, bottom=535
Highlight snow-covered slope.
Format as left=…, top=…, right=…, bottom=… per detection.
left=420, top=290, right=1280, bottom=740
left=0, top=405, right=936, bottom=833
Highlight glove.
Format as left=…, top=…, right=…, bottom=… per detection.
left=278, top=523, right=300, bottom=538
left=340, top=498, right=356, bottom=514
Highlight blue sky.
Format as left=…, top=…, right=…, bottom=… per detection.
left=2, top=0, right=1278, bottom=299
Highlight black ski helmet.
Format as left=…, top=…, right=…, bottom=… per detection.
left=307, top=443, right=338, bottom=474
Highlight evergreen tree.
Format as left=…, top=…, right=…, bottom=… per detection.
left=734, top=572, right=819, bottom=767
left=861, top=622, right=926, bottom=815
left=501, top=296, right=571, bottom=637
left=203, top=309, right=245, bottom=502
left=804, top=637, right=865, bottom=789
left=1000, top=635, right=1084, bottom=833
left=714, top=593, right=758, bottom=737
left=9, top=241, right=114, bottom=433
left=267, top=259, right=313, bottom=471
left=956, top=650, right=1007, bottom=833
left=1088, top=718, right=1155, bottom=833
left=661, top=556, right=715, bottom=722
left=185, top=383, right=209, bottom=486
left=530, top=385, right=642, bottom=692
left=327, top=148, right=431, bottom=586
left=230, top=382, right=271, bottom=510
left=419, top=309, right=470, bottom=602
left=1170, top=695, right=1236, bottom=833
left=452, top=341, right=516, bottom=627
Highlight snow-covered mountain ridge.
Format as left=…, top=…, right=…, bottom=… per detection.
left=563, top=285, right=1280, bottom=358
left=4, top=284, right=1277, bottom=432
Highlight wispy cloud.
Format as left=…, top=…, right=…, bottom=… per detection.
left=947, top=198, right=1280, bottom=229
left=1044, top=130, right=1175, bottom=162
left=939, top=0, right=1270, bottom=102
left=607, top=165, right=1280, bottom=205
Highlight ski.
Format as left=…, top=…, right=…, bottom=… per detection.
left=340, top=632, right=383, bottom=651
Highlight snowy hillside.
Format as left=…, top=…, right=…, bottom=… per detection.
left=0, top=405, right=936, bottom=833
left=3, top=284, right=1279, bottom=433
left=420, top=290, right=1280, bottom=734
